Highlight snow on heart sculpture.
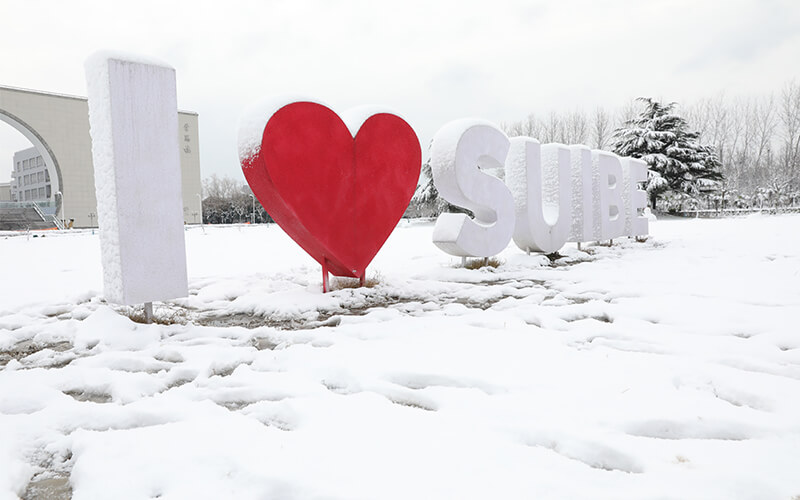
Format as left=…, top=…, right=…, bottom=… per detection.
left=238, top=98, right=422, bottom=291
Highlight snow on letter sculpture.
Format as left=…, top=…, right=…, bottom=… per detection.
left=506, top=139, right=572, bottom=254
left=85, top=53, right=188, bottom=305
left=431, top=120, right=649, bottom=257
left=238, top=98, right=421, bottom=291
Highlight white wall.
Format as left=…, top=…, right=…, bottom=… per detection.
left=0, top=85, right=201, bottom=227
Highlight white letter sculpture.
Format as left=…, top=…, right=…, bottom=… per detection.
left=506, top=139, right=572, bottom=254
left=430, top=120, right=515, bottom=257
left=430, top=119, right=650, bottom=257
left=85, top=53, right=188, bottom=305
left=567, top=145, right=595, bottom=243
left=623, top=158, right=649, bottom=237
left=596, top=151, right=626, bottom=240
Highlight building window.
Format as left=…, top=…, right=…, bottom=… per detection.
left=46, top=185, right=52, bottom=198
left=37, top=157, right=44, bottom=167
left=38, top=187, right=45, bottom=199
left=45, top=170, right=50, bottom=182
left=38, top=171, right=44, bottom=183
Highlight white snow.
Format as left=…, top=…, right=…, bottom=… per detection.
left=1, top=215, right=800, bottom=499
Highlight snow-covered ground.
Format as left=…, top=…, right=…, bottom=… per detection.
left=1, top=214, right=799, bottom=500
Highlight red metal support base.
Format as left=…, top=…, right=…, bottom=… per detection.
left=322, top=260, right=330, bottom=293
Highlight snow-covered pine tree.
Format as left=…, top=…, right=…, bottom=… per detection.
left=407, top=157, right=444, bottom=217
left=406, top=153, right=471, bottom=218
left=612, top=98, right=723, bottom=209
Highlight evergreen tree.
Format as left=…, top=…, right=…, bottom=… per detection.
left=406, top=150, right=471, bottom=218
left=407, top=157, right=451, bottom=217
left=612, top=98, right=723, bottom=208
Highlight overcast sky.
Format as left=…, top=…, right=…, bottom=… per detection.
left=2, top=0, right=799, bottom=184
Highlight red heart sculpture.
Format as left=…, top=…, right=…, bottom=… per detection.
left=240, top=101, right=421, bottom=280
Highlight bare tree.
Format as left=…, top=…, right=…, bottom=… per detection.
left=541, top=111, right=562, bottom=144
left=562, top=110, right=588, bottom=145
left=203, top=174, right=240, bottom=200
left=752, top=94, right=779, bottom=189
left=779, top=81, right=800, bottom=191
left=201, top=175, right=271, bottom=224
left=617, top=99, right=639, bottom=128
left=592, top=107, right=611, bottom=150
left=500, top=119, right=525, bottom=138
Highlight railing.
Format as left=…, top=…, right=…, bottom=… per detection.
left=0, top=200, right=56, bottom=209
left=45, top=215, right=65, bottom=230
left=35, top=200, right=65, bottom=230
left=0, top=200, right=64, bottom=229
left=31, top=201, right=46, bottom=221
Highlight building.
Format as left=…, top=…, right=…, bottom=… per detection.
left=11, top=147, right=51, bottom=203
left=0, top=84, right=201, bottom=228
left=0, top=182, right=10, bottom=201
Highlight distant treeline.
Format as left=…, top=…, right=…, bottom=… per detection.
left=201, top=174, right=271, bottom=224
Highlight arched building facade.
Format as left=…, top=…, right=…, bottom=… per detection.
left=1, top=84, right=201, bottom=228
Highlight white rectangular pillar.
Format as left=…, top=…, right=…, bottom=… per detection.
left=85, top=53, right=188, bottom=305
